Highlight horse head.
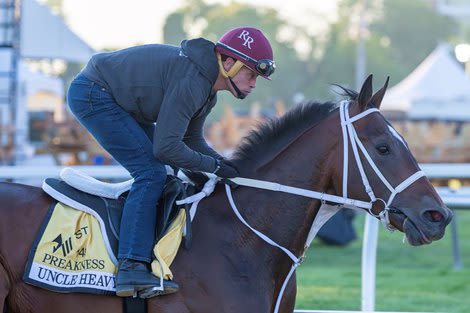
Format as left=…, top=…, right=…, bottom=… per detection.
left=336, top=74, right=453, bottom=246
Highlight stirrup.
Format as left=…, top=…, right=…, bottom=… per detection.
left=138, top=286, right=163, bottom=299
left=116, top=284, right=157, bottom=298
left=138, top=285, right=175, bottom=299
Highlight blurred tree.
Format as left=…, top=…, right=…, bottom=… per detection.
left=368, top=0, right=457, bottom=83
left=163, top=12, right=187, bottom=46
left=306, top=0, right=399, bottom=98
left=316, top=0, right=457, bottom=95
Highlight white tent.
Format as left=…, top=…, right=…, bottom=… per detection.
left=382, top=44, right=470, bottom=121
left=21, top=0, right=95, bottom=62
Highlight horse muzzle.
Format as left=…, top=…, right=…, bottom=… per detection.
left=388, top=206, right=453, bottom=246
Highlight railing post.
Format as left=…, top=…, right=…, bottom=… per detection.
left=361, top=213, right=378, bottom=311
left=450, top=210, right=463, bottom=270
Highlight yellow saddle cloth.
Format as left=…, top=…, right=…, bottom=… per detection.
left=23, top=202, right=185, bottom=294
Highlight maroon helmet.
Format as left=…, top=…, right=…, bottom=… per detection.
left=216, top=27, right=275, bottom=80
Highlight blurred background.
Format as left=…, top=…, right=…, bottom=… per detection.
left=1, top=0, right=470, bottom=169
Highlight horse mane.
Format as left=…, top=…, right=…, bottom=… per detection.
left=231, top=85, right=358, bottom=169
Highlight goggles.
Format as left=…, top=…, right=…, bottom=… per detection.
left=216, top=42, right=276, bottom=77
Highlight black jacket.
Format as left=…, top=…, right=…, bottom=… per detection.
left=80, top=38, right=221, bottom=172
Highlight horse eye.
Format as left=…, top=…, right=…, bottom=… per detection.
left=376, top=144, right=390, bottom=155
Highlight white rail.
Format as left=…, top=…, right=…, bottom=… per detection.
left=1, top=163, right=469, bottom=182
left=420, top=163, right=470, bottom=178
left=0, top=164, right=468, bottom=313
left=0, top=165, right=131, bottom=180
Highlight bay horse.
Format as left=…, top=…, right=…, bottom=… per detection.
left=0, top=75, right=452, bottom=313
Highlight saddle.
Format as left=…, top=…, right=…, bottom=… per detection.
left=42, top=167, right=204, bottom=260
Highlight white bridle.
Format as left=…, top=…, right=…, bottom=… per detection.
left=213, top=100, right=425, bottom=229
left=339, top=100, right=425, bottom=230
left=178, top=100, right=426, bottom=313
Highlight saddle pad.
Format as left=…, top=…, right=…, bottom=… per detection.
left=23, top=201, right=187, bottom=295
left=42, top=177, right=123, bottom=263
left=23, top=202, right=117, bottom=295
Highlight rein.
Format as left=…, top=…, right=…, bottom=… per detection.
left=178, top=100, right=426, bottom=313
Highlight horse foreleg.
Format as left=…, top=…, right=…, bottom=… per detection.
left=0, top=261, right=10, bottom=312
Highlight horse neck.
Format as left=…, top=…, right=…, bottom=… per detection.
left=228, top=112, right=341, bottom=258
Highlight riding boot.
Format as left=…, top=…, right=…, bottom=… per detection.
left=115, top=259, right=179, bottom=298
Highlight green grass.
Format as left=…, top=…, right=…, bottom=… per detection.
left=295, top=210, right=470, bottom=312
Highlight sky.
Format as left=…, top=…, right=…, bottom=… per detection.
left=61, top=0, right=338, bottom=50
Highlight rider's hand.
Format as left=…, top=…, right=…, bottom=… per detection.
left=214, top=159, right=239, bottom=178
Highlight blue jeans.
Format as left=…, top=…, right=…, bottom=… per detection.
left=67, top=74, right=167, bottom=263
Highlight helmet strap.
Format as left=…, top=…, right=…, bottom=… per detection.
left=229, top=77, right=246, bottom=99
left=217, top=53, right=246, bottom=99
left=217, top=53, right=244, bottom=78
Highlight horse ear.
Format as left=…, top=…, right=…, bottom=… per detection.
left=368, top=76, right=390, bottom=109
left=357, top=74, right=373, bottom=111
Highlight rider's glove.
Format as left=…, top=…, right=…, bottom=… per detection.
left=213, top=159, right=239, bottom=178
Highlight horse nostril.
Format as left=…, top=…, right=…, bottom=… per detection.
left=424, top=210, right=443, bottom=222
